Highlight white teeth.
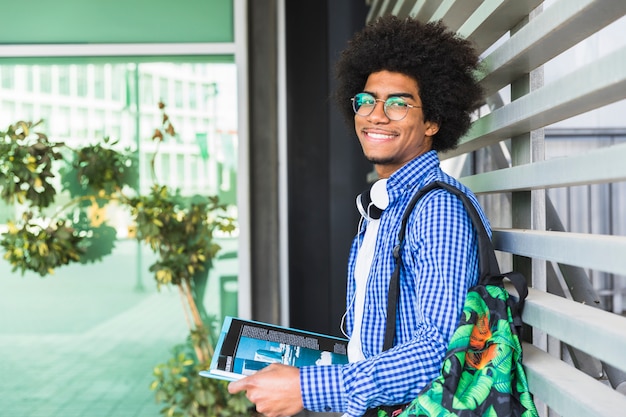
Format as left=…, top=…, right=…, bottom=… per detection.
left=367, top=132, right=394, bottom=139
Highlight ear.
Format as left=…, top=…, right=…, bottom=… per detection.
left=425, top=121, right=440, bottom=137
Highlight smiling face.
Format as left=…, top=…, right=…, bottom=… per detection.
left=354, top=70, right=439, bottom=178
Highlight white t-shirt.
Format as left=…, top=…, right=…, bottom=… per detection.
left=347, top=218, right=380, bottom=362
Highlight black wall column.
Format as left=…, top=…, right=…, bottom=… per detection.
left=248, top=0, right=281, bottom=323
left=285, top=1, right=370, bottom=336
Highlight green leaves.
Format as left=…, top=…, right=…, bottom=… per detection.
left=151, top=341, right=258, bottom=417
left=0, top=121, right=137, bottom=274
left=128, top=185, right=235, bottom=288
left=0, top=120, right=63, bottom=209
left=1, top=217, right=84, bottom=276
left=0, top=111, right=240, bottom=417
left=61, top=136, right=138, bottom=198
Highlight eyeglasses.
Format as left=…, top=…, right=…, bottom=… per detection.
left=351, top=92, right=421, bottom=121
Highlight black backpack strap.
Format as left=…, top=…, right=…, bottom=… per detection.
left=499, top=271, right=528, bottom=332
left=384, top=181, right=501, bottom=351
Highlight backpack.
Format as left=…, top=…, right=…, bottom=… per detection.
left=371, top=181, right=539, bottom=417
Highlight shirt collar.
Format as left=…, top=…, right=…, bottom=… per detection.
left=385, top=150, right=440, bottom=205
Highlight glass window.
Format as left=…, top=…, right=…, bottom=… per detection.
left=140, top=73, right=153, bottom=105
left=161, top=153, right=171, bottom=181
left=111, top=66, right=124, bottom=102
left=40, top=67, right=52, bottom=94
left=159, top=77, right=169, bottom=104
left=176, top=154, right=186, bottom=186
left=25, top=66, right=34, bottom=92
left=1, top=65, right=14, bottom=89
left=93, top=109, right=105, bottom=139
left=189, top=154, right=199, bottom=189
left=21, top=103, right=34, bottom=122
left=58, top=66, right=71, bottom=95
left=189, top=83, right=197, bottom=109
left=1, top=100, right=16, bottom=124
left=0, top=59, right=240, bottom=327
left=53, top=106, right=71, bottom=137
left=174, top=80, right=184, bottom=108
left=94, top=66, right=105, bottom=100
left=74, top=108, right=88, bottom=138
left=76, top=66, right=88, bottom=97
left=110, top=111, right=122, bottom=141
left=39, top=104, right=52, bottom=132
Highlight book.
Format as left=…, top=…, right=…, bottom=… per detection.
left=199, top=316, right=349, bottom=382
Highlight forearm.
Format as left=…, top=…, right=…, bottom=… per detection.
left=300, top=327, right=447, bottom=417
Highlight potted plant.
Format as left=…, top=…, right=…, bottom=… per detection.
left=0, top=107, right=257, bottom=416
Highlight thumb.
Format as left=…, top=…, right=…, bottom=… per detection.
left=228, top=377, right=247, bottom=394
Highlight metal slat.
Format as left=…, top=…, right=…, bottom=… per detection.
left=391, top=0, right=419, bottom=18
left=429, top=0, right=484, bottom=31
left=460, top=141, right=626, bottom=193
left=479, top=0, right=626, bottom=98
left=493, top=228, right=626, bottom=276
left=366, top=0, right=386, bottom=23
left=523, top=343, right=626, bottom=417
left=378, top=0, right=396, bottom=17
left=521, top=289, right=626, bottom=371
left=457, top=0, right=543, bottom=54
left=442, top=45, right=626, bottom=159
left=410, top=0, right=441, bottom=22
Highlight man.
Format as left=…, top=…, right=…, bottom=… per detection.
left=229, top=15, right=488, bottom=417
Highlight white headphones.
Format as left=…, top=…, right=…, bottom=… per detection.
left=355, top=178, right=389, bottom=220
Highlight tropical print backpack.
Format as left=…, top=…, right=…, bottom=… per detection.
left=397, top=271, right=538, bottom=417
left=372, top=181, right=539, bottom=417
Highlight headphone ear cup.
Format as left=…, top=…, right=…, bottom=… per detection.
left=370, top=179, right=389, bottom=210
left=356, top=179, right=388, bottom=220
left=356, top=191, right=381, bottom=220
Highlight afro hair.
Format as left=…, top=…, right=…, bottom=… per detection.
left=334, top=15, right=484, bottom=152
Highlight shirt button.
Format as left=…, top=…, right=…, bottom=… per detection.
left=324, top=406, right=331, bottom=412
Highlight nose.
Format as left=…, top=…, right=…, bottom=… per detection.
left=368, top=99, right=390, bottom=122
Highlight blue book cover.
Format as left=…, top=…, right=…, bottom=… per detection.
left=199, top=316, right=349, bottom=382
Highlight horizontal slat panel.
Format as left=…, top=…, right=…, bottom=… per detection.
left=410, top=0, right=440, bottom=23
left=378, top=0, right=396, bottom=17
left=442, top=45, right=626, bottom=159
left=457, top=0, right=543, bottom=54
left=520, top=288, right=626, bottom=371
left=392, top=0, right=418, bottom=18
left=523, top=343, right=626, bottom=417
left=493, top=228, right=626, bottom=276
left=366, top=0, right=386, bottom=23
left=429, top=0, right=484, bottom=31
left=460, top=141, right=626, bottom=193
left=479, top=0, right=626, bottom=98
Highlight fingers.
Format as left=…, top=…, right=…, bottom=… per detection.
left=226, top=364, right=304, bottom=417
left=227, top=376, right=249, bottom=394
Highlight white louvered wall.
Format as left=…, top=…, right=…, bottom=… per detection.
left=365, top=1, right=626, bottom=416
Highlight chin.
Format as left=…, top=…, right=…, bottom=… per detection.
left=366, top=156, right=395, bottom=165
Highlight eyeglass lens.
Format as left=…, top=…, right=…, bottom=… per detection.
left=351, top=93, right=411, bottom=120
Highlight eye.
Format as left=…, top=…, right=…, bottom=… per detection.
left=385, top=96, right=408, bottom=108
left=355, top=93, right=375, bottom=107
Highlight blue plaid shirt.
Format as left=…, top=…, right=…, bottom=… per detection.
left=300, top=150, right=490, bottom=416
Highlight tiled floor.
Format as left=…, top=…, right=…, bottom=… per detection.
left=0, top=293, right=186, bottom=417
left=0, top=242, right=188, bottom=417
left=0, top=240, right=342, bottom=417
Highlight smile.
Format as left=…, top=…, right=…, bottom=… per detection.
left=364, top=130, right=396, bottom=140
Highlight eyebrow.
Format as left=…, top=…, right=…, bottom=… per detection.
left=363, top=91, right=416, bottom=100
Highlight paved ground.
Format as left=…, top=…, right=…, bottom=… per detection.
left=0, top=239, right=342, bottom=417
left=0, top=240, right=188, bottom=417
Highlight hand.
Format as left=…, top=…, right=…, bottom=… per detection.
left=228, top=363, right=304, bottom=417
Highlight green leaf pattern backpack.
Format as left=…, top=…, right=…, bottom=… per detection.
left=375, top=181, right=539, bottom=417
